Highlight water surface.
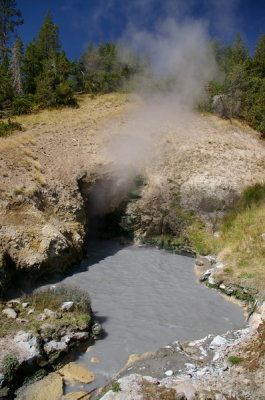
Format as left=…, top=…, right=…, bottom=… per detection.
left=57, top=240, right=245, bottom=393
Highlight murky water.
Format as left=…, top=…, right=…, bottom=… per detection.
left=54, top=240, right=245, bottom=394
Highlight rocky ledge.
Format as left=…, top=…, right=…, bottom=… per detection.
left=196, top=256, right=258, bottom=304
left=0, top=285, right=101, bottom=399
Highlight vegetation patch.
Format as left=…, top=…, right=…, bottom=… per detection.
left=0, top=120, right=23, bottom=137
left=228, top=356, right=243, bottom=365
left=2, top=355, right=19, bottom=379
left=24, top=284, right=91, bottom=314
left=111, top=380, right=121, bottom=392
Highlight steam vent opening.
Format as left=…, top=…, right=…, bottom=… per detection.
left=79, top=169, right=143, bottom=241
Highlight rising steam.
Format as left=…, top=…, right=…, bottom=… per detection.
left=92, top=16, right=218, bottom=215
left=104, top=18, right=217, bottom=169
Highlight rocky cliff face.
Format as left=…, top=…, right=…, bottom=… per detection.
left=0, top=94, right=129, bottom=292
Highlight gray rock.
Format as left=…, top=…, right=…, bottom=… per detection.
left=215, top=262, right=225, bottom=270
left=205, top=255, right=216, bottom=264
left=92, top=322, right=102, bottom=336
left=13, top=331, right=40, bottom=361
left=37, top=313, right=47, bottom=321
left=219, top=283, right=226, bottom=290
left=2, top=308, right=17, bottom=319
left=44, top=308, right=61, bottom=319
left=22, top=302, right=30, bottom=308
left=27, top=308, right=35, bottom=315
left=61, top=331, right=88, bottom=344
left=71, top=331, right=89, bottom=340
left=199, top=268, right=214, bottom=282
left=44, top=308, right=57, bottom=318
left=61, top=301, right=74, bottom=312
left=44, top=340, right=68, bottom=354
left=208, top=275, right=216, bottom=286
left=164, top=370, right=173, bottom=376
left=209, top=335, right=227, bottom=349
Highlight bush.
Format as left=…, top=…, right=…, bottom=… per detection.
left=228, top=356, right=242, bottom=365
left=0, top=120, right=23, bottom=137
left=12, top=95, right=36, bottom=115
left=55, top=80, right=78, bottom=107
left=25, top=284, right=91, bottom=314
left=111, top=381, right=121, bottom=392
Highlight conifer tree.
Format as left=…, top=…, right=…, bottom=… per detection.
left=36, top=11, right=60, bottom=59
left=0, top=0, right=23, bottom=62
left=23, top=39, right=42, bottom=93
left=56, top=50, right=71, bottom=83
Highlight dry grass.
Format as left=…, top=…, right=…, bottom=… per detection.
left=14, top=93, right=129, bottom=132
left=33, top=173, right=46, bottom=186
left=25, top=284, right=91, bottom=314
left=217, top=203, right=265, bottom=291
left=192, top=183, right=265, bottom=293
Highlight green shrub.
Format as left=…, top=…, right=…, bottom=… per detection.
left=55, top=81, right=78, bottom=107
left=228, top=356, right=243, bottom=365
left=0, top=120, right=23, bottom=137
left=25, top=284, right=91, bottom=313
left=111, top=381, right=121, bottom=392
left=12, top=95, right=36, bottom=115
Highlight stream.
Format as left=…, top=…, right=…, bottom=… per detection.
left=49, top=239, right=245, bottom=395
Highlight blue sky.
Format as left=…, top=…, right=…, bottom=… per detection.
left=16, top=0, right=265, bottom=60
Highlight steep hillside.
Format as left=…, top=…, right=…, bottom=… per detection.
left=0, top=94, right=265, bottom=295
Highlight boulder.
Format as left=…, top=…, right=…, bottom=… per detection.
left=44, top=340, right=68, bottom=354
left=13, top=331, right=40, bottom=362
left=209, top=335, right=227, bottom=349
left=58, top=362, right=95, bottom=384
left=2, top=308, right=17, bottom=319
left=44, top=308, right=61, bottom=319
left=92, top=321, right=102, bottom=336
left=16, top=372, right=63, bottom=400
left=61, top=301, right=74, bottom=312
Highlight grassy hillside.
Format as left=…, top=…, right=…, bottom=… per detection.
left=190, top=183, right=265, bottom=294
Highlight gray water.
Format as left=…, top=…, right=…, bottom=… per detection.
left=56, top=240, right=245, bottom=394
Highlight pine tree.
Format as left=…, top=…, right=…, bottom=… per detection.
left=23, top=39, right=42, bottom=93
left=36, top=11, right=60, bottom=59
left=56, top=50, right=71, bottom=83
left=10, top=36, right=23, bottom=96
left=253, top=34, right=265, bottom=77
left=230, top=33, right=248, bottom=65
left=0, top=57, right=12, bottom=106
left=0, top=0, right=23, bottom=62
